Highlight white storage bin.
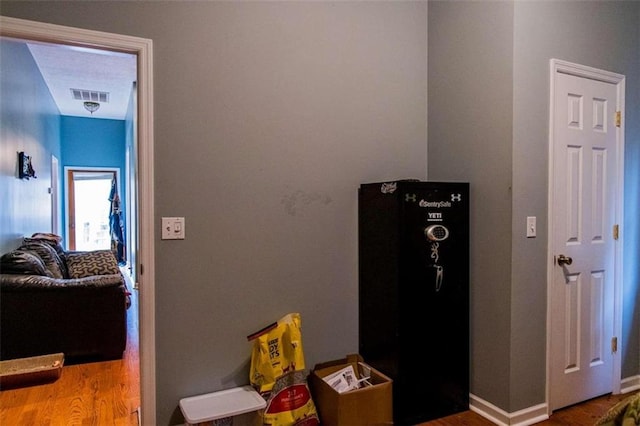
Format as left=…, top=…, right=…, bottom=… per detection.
left=179, top=386, right=266, bottom=426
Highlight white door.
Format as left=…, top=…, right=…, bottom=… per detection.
left=549, top=62, right=624, bottom=410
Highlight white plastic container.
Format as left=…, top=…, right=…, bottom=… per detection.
left=179, top=386, right=266, bottom=426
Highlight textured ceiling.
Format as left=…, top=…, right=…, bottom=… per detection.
left=26, top=41, right=137, bottom=120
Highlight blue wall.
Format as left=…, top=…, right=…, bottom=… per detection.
left=0, top=39, right=61, bottom=254
left=60, top=116, right=126, bottom=249
left=61, top=116, right=126, bottom=170
left=0, top=39, right=128, bottom=256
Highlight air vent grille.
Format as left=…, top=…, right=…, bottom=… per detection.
left=71, top=89, right=109, bottom=103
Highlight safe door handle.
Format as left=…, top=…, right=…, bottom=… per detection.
left=557, top=254, right=573, bottom=266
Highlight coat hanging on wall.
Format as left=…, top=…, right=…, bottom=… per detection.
left=109, top=176, right=126, bottom=265
left=18, top=152, right=36, bottom=179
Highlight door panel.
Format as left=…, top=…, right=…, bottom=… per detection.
left=66, top=169, right=117, bottom=251
left=550, top=71, right=618, bottom=410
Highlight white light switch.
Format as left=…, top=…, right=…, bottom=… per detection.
left=162, top=217, right=185, bottom=240
left=526, top=216, right=536, bottom=238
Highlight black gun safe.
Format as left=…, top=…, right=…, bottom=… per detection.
left=358, top=180, right=469, bottom=424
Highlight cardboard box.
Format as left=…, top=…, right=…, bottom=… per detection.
left=309, top=354, right=392, bottom=425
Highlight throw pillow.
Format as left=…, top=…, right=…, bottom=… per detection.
left=25, top=234, right=65, bottom=255
left=24, top=234, right=67, bottom=270
left=0, top=250, right=51, bottom=276
left=19, top=241, right=66, bottom=279
left=66, top=250, right=120, bottom=278
left=30, top=232, right=62, bottom=244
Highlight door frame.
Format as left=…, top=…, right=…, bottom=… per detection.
left=0, top=16, right=157, bottom=425
left=546, top=58, right=625, bottom=411
left=64, top=167, right=119, bottom=251
left=51, top=155, right=60, bottom=235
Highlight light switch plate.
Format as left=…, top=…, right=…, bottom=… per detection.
left=526, top=216, right=536, bottom=238
left=162, top=217, right=185, bottom=240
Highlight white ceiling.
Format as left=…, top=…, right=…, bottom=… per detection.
left=26, top=41, right=137, bottom=120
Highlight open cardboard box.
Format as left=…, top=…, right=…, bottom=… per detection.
left=309, top=354, right=392, bottom=425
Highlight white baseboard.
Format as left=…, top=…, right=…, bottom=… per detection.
left=621, top=375, right=640, bottom=394
left=470, top=394, right=549, bottom=426
left=470, top=375, right=640, bottom=426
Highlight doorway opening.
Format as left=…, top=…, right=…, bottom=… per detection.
left=0, top=15, right=156, bottom=424
left=65, top=168, right=122, bottom=253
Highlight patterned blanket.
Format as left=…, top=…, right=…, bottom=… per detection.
left=596, top=393, right=640, bottom=426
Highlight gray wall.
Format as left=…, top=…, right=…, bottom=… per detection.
left=511, top=1, right=640, bottom=411
left=428, top=0, right=515, bottom=410
left=428, top=0, right=640, bottom=413
left=0, top=2, right=428, bottom=424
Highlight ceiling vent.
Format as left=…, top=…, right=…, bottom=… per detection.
left=70, top=88, right=109, bottom=103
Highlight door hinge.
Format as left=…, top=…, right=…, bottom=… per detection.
left=613, top=224, right=619, bottom=240
left=612, top=337, right=618, bottom=354
left=615, top=111, right=621, bottom=127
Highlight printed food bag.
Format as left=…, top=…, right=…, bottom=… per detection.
left=247, top=313, right=320, bottom=426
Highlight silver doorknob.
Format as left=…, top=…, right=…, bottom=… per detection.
left=557, top=254, right=573, bottom=266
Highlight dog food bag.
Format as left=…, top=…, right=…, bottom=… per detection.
left=248, top=313, right=319, bottom=426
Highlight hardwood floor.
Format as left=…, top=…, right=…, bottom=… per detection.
left=0, top=285, right=140, bottom=425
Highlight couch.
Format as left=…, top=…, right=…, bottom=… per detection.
left=0, top=233, right=129, bottom=362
